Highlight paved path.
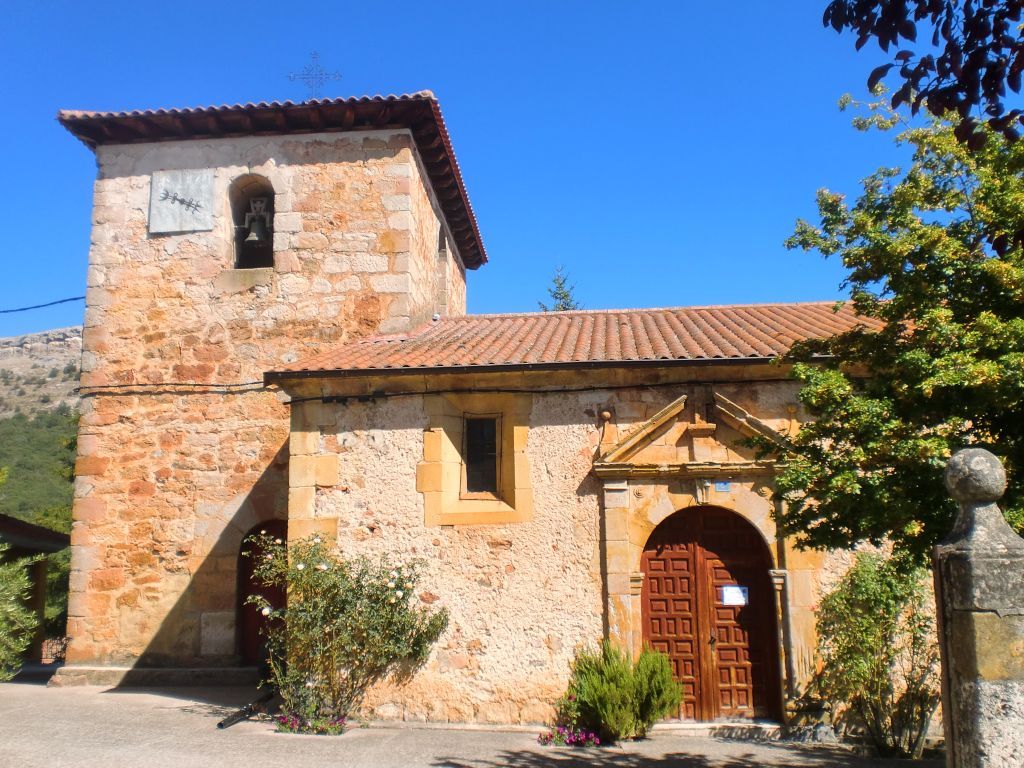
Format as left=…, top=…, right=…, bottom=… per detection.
left=0, top=682, right=942, bottom=768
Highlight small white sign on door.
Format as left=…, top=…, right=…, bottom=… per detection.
left=721, top=585, right=748, bottom=606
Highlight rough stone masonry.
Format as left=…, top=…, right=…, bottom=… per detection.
left=59, top=120, right=466, bottom=672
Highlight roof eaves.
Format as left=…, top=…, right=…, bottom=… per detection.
left=263, top=355, right=781, bottom=385
left=57, top=92, right=487, bottom=268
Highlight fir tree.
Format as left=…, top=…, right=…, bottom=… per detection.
left=539, top=266, right=582, bottom=312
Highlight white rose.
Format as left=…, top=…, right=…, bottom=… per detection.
left=395, top=591, right=404, bottom=598
left=296, top=563, right=305, bottom=570
left=317, top=563, right=328, bottom=571
left=260, top=607, right=272, bottom=616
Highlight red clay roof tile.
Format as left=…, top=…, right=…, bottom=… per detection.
left=267, top=301, right=880, bottom=379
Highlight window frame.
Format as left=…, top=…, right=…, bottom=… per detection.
left=417, top=393, right=533, bottom=526
left=460, top=413, right=502, bottom=500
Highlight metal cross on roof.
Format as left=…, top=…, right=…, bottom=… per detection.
left=288, top=52, right=341, bottom=101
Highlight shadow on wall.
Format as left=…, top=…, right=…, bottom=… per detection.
left=116, top=440, right=289, bottom=686
left=431, top=743, right=942, bottom=768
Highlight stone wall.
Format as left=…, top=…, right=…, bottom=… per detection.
left=407, top=147, right=467, bottom=323
left=286, top=391, right=603, bottom=723
left=66, top=128, right=465, bottom=668
left=281, top=371, right=842, bottom=723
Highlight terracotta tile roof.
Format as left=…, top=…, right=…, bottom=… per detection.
left=266, top=301, right=880, bottom=380
left=57, top=92, right=486, bottom=268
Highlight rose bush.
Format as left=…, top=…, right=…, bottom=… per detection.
left=245, top=533, right=448, bottom=734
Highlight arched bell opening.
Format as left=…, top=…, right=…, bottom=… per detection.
left=641, top=504, right=782, bottom=722
left=229, top=174, right=275, bottom=269
left=236, top=519, right=286, bottom=666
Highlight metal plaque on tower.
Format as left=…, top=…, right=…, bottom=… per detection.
left=148, top=169, right=215, bottom=234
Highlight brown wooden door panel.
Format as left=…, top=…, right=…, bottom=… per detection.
left=641, top=506, right=781, bottom=722
left=237, top=520, right=286, bottom=665
left=642, top=527, right=701, bottom=721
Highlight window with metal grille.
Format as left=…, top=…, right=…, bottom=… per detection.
left=462, top=416, right=499, bottom=496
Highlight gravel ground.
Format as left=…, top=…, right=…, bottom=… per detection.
left=0, top=681, right=943, bottom=768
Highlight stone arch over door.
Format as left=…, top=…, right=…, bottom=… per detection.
left=641, top=505, right=782, bottom=721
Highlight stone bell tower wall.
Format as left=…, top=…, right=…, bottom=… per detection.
left=65, top=128, right=465, bottom=671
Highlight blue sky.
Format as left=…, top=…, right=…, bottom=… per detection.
left=0, top=1, right=908, bottom=336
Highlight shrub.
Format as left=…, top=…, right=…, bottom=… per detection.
left=570, top=642, right=637, bottom=741
left=814, top=552, right=940, bottom=759
left=246, top=534, right=448, bottom=733
left=0, top=544, right=38, bottom=681
left=546, top=642, right=680, bottom=744
left=632, top=643, right=683, bottom=736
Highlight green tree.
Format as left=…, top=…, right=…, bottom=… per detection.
left=0, top=544, right=38, bottom=680
left=0, top=407, right=77, bottom=635
left=824, top=1, right=1024, bottom=143
left=539, top=266, right=582, bottom=312
left=0, top=449, right=40, bottom=681
left=770, top=97, right=1024, bottom=560
left=814, top=552, right=940, bottom=759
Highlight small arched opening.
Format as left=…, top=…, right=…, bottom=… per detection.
left=236, top=519, right=286, bottom=666
left=641, top=505, right=782, bottom=722
left=229, top=174, right=275, bottom=269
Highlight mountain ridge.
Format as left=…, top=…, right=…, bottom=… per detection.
left=0, top=326, right=81, bottom=417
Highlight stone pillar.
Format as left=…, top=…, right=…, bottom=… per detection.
left=601, top=480, right=632, bottom=649
left=934, top=448, right=1024, bottom=767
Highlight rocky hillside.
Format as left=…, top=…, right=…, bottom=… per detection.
left=0, top=327, right=82, bottom=417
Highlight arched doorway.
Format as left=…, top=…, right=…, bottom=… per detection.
left=236, top=520, right=286, bottom=666
left=641, top=505, right=781, bottom=721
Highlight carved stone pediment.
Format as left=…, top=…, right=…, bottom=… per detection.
left=593, top=390, right=789, bottom=480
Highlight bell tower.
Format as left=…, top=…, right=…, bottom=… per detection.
left=55, top=93, right=483, bottom=679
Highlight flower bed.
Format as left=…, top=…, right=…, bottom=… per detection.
left=537, top=725, right=600, bottom=747
left=274, top=714, right=347, bottom=736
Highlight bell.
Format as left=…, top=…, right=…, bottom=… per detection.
left=244, top=215, right=268, bottom=243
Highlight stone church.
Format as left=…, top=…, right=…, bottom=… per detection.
left=55, top=92, right=873, bottom=724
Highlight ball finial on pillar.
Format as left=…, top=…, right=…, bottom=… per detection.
left=944, top=448, right=1006, bottom=504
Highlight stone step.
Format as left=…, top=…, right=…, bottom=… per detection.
left=48, top=665, right=259, bottom=687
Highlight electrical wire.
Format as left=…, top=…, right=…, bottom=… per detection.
left=0, top=296, right=85, bottom=314
left=78, top=381, right=264, bottom=391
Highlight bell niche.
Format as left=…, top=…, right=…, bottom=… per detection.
left=229, top=174, right=275, bottom=269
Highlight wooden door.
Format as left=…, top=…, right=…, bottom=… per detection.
left=641, top=506, right=781, bottom=721
left=237, top=520, right=286, bottom=665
